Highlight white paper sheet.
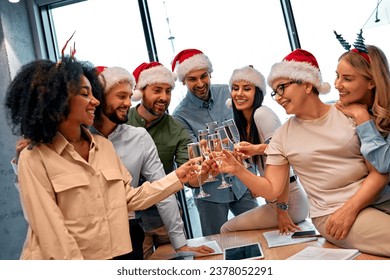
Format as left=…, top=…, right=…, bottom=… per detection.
left=263, top=220, right=319, bottom=248
left=287, top=246, right=360, bottom=260
left=263, top=230, right=318, bottom=248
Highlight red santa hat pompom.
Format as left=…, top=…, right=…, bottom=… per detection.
left=132, top=62, right=176, bottom=101
left=171, top=49, right=213, bottom=82
left=267, top=49, right=331, bottom=94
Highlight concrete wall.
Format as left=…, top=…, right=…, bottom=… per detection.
left=0, top=0, right=36, bottom=260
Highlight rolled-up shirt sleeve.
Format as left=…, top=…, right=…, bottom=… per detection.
left=140, top=132, right=187, bottom=249
left=357, top=120, right=390, bottom=173
left=156, top=195, right=187, bottom=249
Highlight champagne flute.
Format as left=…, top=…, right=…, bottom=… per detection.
left=187, top=142, right=210, bottom=198
left=215, top=126, right=233, bottom=151
left=198, top=129, right=219, bottom=182
left=223, top=119, right=252, bottom=168
left=215, top=126, right=234, bottom=178
left=207, top=133, right=232, bottom=189
left=206, top=121, right=218, bottom=134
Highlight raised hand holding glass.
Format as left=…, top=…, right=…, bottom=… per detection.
left=187, top=142, right=210, bottom=198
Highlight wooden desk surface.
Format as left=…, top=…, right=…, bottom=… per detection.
left=150, top=229, right=389, bottom=260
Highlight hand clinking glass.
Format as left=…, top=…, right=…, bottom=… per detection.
left=222, top=119, right=252, bottom=169
left=187, top=142, right=210, bottom=198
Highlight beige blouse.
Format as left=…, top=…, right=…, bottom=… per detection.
left=266, top=105, right=367, bottom=218
left=18, top=128, right=182, bottom=260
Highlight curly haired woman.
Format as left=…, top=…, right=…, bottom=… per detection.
left=4, top=56, right=195, bottom=259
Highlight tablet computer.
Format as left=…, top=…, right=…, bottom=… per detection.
left=223, top=242, right=264, bottom=260
left=291, top=230, right=322, bottom=238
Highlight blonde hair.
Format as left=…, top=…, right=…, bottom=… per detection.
left=339, top=45, right=390, bottom=137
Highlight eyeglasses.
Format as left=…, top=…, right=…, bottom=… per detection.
left=270, top=81, right=300, bottom=100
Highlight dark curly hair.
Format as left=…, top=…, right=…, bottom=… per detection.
left=4, top=56, right=103, bottom=144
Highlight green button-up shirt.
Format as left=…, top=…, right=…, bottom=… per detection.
left=128, top=106, right=192, bottom=174
left=127, top=105, right=192, bottom=234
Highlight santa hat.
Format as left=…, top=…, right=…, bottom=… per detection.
left=229, top=65, right=266, bottom=94
left=267, top=49, right=330, bottom=94
left=132, top=62, right=176, bottom=101
left=171, top=48, right=213, bottom=81
left=96, top=66, right=135, bottom=93
left=226, top=65, right=267, bottom=108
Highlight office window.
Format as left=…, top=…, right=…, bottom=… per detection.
left=43, top=0, right=390, bottom=126
left=148, top=0, right=292, bottom=120
left=291, top=0, right=390, bottom=103
left=51, top=0, right=295, bottom=121
left=51, top=0, right=147, bottom=72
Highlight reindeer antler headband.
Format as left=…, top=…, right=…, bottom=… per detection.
left=61, top=31, right=76, bottom=58
left=334, top=29, right=370, bottom=63
left=57, top=31, right=77, bottom=67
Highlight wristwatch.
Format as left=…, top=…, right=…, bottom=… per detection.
left=276, top=202, right=289, bottom=211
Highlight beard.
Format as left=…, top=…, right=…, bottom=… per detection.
left=142, top=100, right=168, bottom=117
left=104, top=107, right=128, bottom=124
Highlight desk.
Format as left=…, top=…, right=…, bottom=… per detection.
left=150, top=229, right=389, bottom=260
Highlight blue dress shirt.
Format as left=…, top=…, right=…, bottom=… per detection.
left=357, top=119, right=390, bottom=173
left=173, top=84, right=254, bottom=203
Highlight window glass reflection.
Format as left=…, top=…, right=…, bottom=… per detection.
left=51, top=0, right=147, bottom=71
left=148, top=0, right=291, bottom=120
left=291, top=0, right=390, bottom=104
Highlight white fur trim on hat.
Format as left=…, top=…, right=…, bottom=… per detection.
left=136, top=65, right=176, bottom=90
left=99, top=67, right=135, bottom=93
left=267, top=61, right=330, bottom=94
left=131, top=89, right=143, bottom=102
left=229, top=66, right=266, bottom=96
left=175, top=53, right=213, bottom=81
left=225, top=98, right=232, bottom=108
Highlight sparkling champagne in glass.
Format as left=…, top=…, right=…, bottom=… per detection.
left=206, top=121, right=218, bottom=134
left=207, top=133, right=232, bottom=189
left=187, top=142, right=210, bottom=198
left=198, top=129, right=219, bottom=182
left=215, top=126, right=234, bottom=178
left=223, top=119, right=252, bottom=168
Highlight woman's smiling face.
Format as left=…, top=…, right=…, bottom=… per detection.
left=231, top=80, right=256, bottom=113
left=66, top=75, right=100, bottom=126
left=334, top=58, right=375, bottom=105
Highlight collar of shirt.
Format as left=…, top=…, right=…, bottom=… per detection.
left=89, top=125, right=102, bottom=136
left=187, top=90, right=214, bottom=109
left=53, top=126, right=98, bottom=154
left=133, top=104, right=167, bottom=128
left=89, top=124, right=121, bottom=141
